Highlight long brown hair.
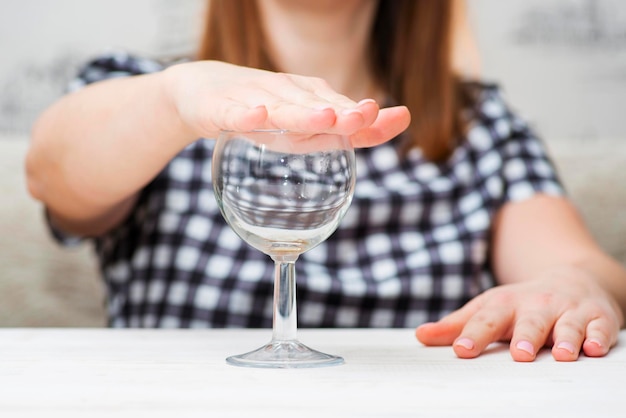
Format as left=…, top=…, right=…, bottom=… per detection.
left=198, top=0, right=470, bottom=162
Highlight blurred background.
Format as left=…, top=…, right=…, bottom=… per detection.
left=0, top=0, right=624, bottom=327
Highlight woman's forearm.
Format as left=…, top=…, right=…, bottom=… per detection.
left=492, top=194, right=626, bottom=318
left=25, top=60, right=410, bottom=237
left=26, top=71, right=196, bottom=236
left=574, top=252, right=626, bottom=323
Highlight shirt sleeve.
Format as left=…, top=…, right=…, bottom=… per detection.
left=466, top=83, right=566, bottom=207
left=67, top=51, right=164, bottom=92
left=45, top=52, right=164, bottom=246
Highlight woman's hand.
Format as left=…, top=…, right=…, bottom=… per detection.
left=415, top=266, right=623, bottom=361
left=163, top=60, right=410, bottom=147
left=28, top=58, right=408, bottom=237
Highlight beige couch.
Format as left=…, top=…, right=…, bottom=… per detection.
left=0, top=138, right=104, bottom=327
left=0, top=136, right=624, bottom=327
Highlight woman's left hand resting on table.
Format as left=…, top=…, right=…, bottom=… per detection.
left=417, top=194, right=626, bottom=362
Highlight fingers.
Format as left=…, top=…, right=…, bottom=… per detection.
left=286, top=74, right=381, bottom=130
left=216, top=70, right=385, bottom=135
left=509, top=307, right=555, bottom=362
left=220, top=104, right=269, bottom=133
left=549, top=309, right=587, bottom=361
left=170, top=62, right=392, bottom=137
left=582, top=315, right=618, bottom=357
left=452, top=303, right=514, bottom=359
left=417, top=291, right=517, bottom=359
left=414, top=265, right=624, bottom=363
left=350, top=106, right=411, bottom=148
left=552, top=308, right=619, bottom=361
left=415, top=316, right=466, bottom=347
left=214, top=95, right=381, bottom=137
left=239, top=72, right=381, bottom=135
left=264, top=100, right=374, bottom=134
left=216, top=98, right=403, bottom=144
left=416, top=298, right=484, bottom=346
left=418, top=295, right=621, bottom=363
left=453, top=300, right=614, bottom=363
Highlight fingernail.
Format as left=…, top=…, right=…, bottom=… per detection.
left=357, top=98, right=377, bottom=106
left=556, top=341, right=576, bottom=354
left=516, top=340, right=535, bottom=355
left=455, top=338, right=475, bottom=350
left=341, top=108, right=362, bottom=116
left=586, top=338, right=603, bottom=349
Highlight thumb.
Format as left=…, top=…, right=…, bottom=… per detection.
left=415, top=301, right=479, bottom=346
left=349, top=106, right=410, bottom=148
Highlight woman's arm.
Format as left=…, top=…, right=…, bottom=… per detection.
left=26, top=60, right=410, bottom=237
left=493, top=195, right=626, bottom=312
left=489, top=195, right=625, bottom=359
left=27, top=70, right=195, bottom=237
left=416, top=194, right=626, bottom=361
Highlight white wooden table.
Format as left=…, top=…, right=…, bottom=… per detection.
left=0, top=328, right=624, bottom=417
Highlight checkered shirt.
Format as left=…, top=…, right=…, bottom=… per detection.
left=51, top=52, right=565, bottom=328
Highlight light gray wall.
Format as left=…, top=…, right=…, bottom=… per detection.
left=1, top=0, right=626, bottom=140
left=0, top=0, right=205, bottom=135
left=470, top=0, right=626, bottom=140
left=1, top=0, right=625, bottom=140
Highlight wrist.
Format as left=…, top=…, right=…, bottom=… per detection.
left=571, top=256, right=626, bottom=326
left=157, top=65, right=203, bottom=146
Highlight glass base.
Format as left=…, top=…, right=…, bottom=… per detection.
left=226, top=339, right=344, bottom=369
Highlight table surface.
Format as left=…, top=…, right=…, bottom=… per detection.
left=0, top=328, right=624, bottom=418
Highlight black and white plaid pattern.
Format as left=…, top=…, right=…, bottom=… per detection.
left=217, top=137, right=354, bottom=231
left=51, top=52, right=565, bottom=328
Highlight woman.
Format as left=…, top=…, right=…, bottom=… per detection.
left=26, top=0, right=626, bottom=362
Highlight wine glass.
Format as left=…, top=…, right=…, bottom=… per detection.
left=212, top=129, right=356, bottom=368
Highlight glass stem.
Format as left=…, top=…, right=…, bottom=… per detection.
left=271, top=258, right=298, bottom=342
